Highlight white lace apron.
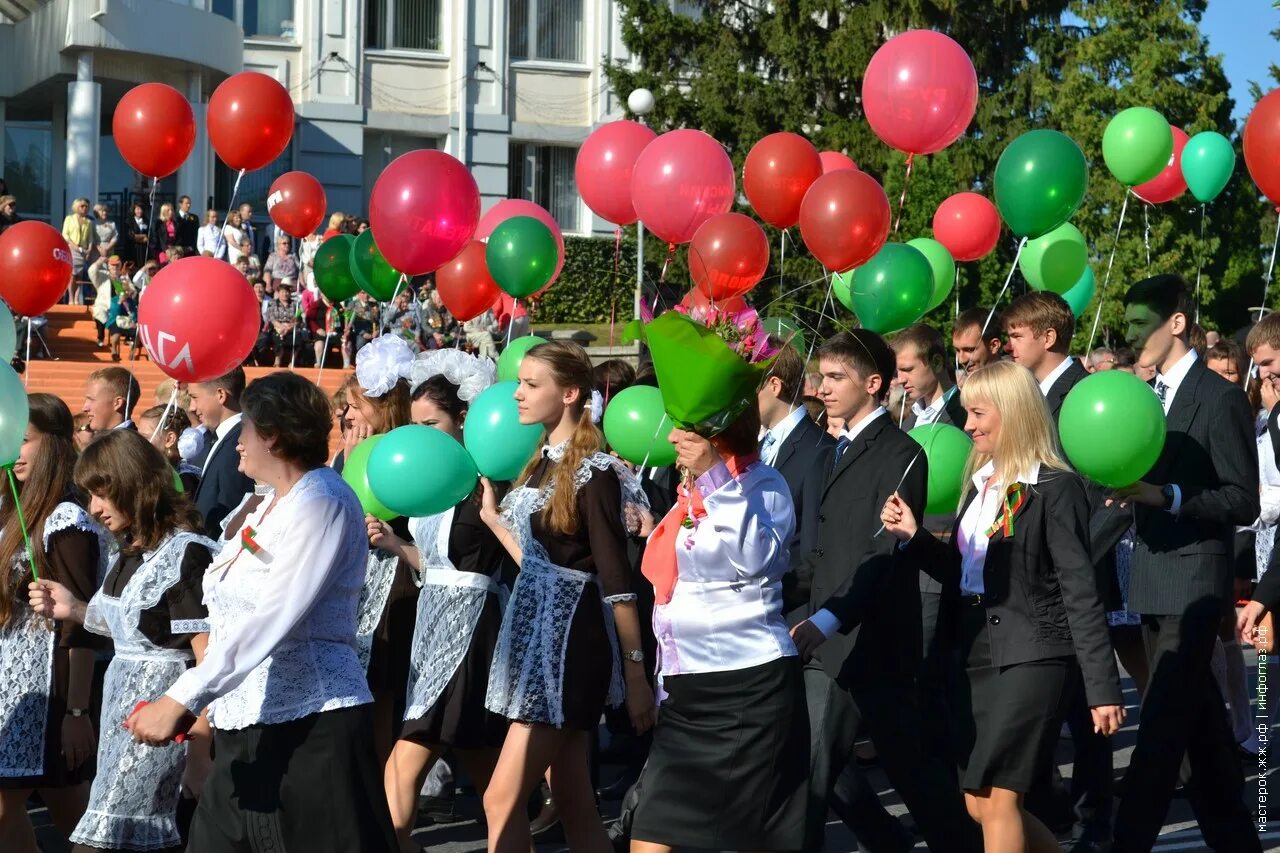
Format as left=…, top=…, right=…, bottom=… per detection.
left=403, top=508, right=508, bottom=721
left=0, top=502, right=109, bottom=778
left=70, top=531, right=215, bottom=852
left=355, top=546, right=401, bottom=673
left=483, top=451, right=646, bottom=727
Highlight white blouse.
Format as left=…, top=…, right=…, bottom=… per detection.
left=166, top=467, right=372, bottom=730
left=957, top=461, right=1041, bottom=595
left=651, top=461, right=797, bottom=677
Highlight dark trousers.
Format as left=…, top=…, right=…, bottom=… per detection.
left=1062, top=666, right=1114, bottom=839
left=804, top=662, right=982, bottom=853
left=1113, top=598, right=1261, bottom=853
left=919, top=589, right=962, bottom=769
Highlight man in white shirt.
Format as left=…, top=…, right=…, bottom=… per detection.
left=892, top=322, right=965, bottom=431
left=196, top=209, right=226, bottom=260
left=81, top=366, right=141, bottom=431
left=1004, top=291, right=1089, bottom=423
left=190, top=367, right=255, bottom=538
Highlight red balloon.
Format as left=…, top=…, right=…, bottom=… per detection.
left=112, top=84, right=196, bottom=178
left=819, top=151, right=858, bottom=174
left=436, top=240, right=500, bottom=322
left=680, top=288, right=749, bottom=317
left=576, top=121, right=657, bottom=226
left=1245, top=89, right=1280, bottom=206
left=0, top=221, right=73, bottom=317
left=137, top=257, right=260, bottom=382
left=689, top=213, right=770, bottom=300
left=369, top=150, right=480, bottom=275
left=1134, top=127, right=1190, bottom=205
left=631, top=130, right=736, bottom=244
left=476, top=199, right=564, bottom=292
left=207, top=72, right=295, bottom=172
left=862, top=30, right=978, bottom=155
left=798, top=170, right=892, bottom=272
left=743, top=132, right=823, bottom=229
left=267, top=171, right=327, bottom=238
left=932, top=192, right=1001, bottom=262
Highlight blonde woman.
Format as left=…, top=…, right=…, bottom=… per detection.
left=61, top=198, right=92, bottom=305
left=91, top=203, right=118, bottom=266
left=153, top=202, right=178, bottom=259
left=323, top=211, right=345, bottom=239
left=880, top=360, right=1124, bottom=853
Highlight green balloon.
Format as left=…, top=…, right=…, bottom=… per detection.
left=761, top=316, right=805, bottom=354
left=1102, top=107, right=1173, bottom=186
left=1181, top=130, right=1236, bottom=203
left=832, top=270, right=854, bottom=312
left=314, top=235, right=360, bottom=301
left=1062, top=266, right=1096, bottom=317
left=369, top=424, right=478, bottom=517
left=1018, top=222, right=1088, bottom=295
left=844, top=243, right=934, bottom=334
left=496, top=335, right=545, bottom=383
left=342, top=435, right=399, bottom=521
left=908, top=423, right=973, bottom=515
left=602, top=385, right=677, bottom=467
left=0, top=364, right=28, bottom=467
left=1059, top=370, right=1166, bottom=488
left=463, top=381, right=546, bottom=481
left=906, top=237, right=956, bottom=312
left=994, top=130, right=1088, bottom=238
left=172, top=468, right=184, bottom=493
left=351, top=229, right=403, bottom=301
left=485, top=216, right=558, bottom=299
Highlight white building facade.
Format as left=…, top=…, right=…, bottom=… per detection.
left=0, top=0, right=637, bottom=234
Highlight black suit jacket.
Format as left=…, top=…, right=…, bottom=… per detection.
left=906, top=469, right=1123, bottom=707
left=767, top=414, right=836, bottom=621
left=1044, top=358, right=1090, bottom=422
left=800, top=413, right=928, bottom=686
left=1094, top=359, right=1260, bottom=615
left=194, top=421, right=254, bottom=539
left=176, top=211, right=199, bottom=253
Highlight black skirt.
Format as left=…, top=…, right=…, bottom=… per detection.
left=187, top=705, right=396, bottom=853
left=631, top=657, right=808, bottom=851
left=955, top=602, right=1072, bottom=793
left=399, top=593, right=508, bottom=750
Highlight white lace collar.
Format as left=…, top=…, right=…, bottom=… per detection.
left=542, top=440, right=569, bottom=462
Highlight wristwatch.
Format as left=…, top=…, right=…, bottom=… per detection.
left=1160, top=484, right=1176, bottom=509
left=623, top=649, right=645, bottom=664
left=66, top=708, right=90, bottom=718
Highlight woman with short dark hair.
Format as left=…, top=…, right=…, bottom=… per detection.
left=125, top=372, right=397, bottom=852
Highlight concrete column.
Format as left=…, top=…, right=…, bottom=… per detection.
left=65, top=51, right=101, bottom=207
left=0, top=99, right=7, bottom=184
left=177, top=71, right=210, bottom=209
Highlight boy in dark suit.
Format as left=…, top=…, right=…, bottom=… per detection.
left=190, top=367, right=255, bottom=539
left=790, top=331, right=979, bottom=853
left=1003, top=291, right=1089, bottom=421
left=1102, top=275, right=1261, bottom=853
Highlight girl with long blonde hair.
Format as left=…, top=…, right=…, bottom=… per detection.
left=881, top=360, right=1124, bottom=853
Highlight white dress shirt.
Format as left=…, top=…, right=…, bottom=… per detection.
left=808, top=405, right=888, bottom=638
left=1037, top=356, right=1076, bottom=396
left=957, top=461, right=1041, bottom=595
left=197, top=223, right=226, bottom=260
left=911, top=385, right=957, bottom=427
left=760, top=406, right=809, bottom=466
left=1153, top=348, right=1198, bottom=514
left=201, top=413, right=242, bottom=477
left=166, top=466, right=372, bottom=728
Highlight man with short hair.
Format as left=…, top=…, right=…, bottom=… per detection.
left=756, top=338, right=835, bottom=618
left=1087, top=347, right=1117, bottom=372
left=176, top=195, right=199, bottom=254
left=82, top=367, right=140, bottom=430
left=1101, top=275, right=1262, bottom=852
left=1003, top=291, right=1089, bottom=421
left=189, top=368, right=254, bottom=538
left=893, top=323, right=964, bottom=430
left=951, top=306, right=1003, bottom=381
left=239, top=202, right=263, bottom=259
left=1242, top=313, right=1280, bottom=623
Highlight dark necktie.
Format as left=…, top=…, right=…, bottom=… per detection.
left=1155, top=378, right=1169, bottom=405
left=833, top=436, right=851, bottom=469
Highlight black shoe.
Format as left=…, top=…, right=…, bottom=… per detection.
left=596, top=764, right=642, bottom=801
left=1063, top=839, right=1112, bottom=853
left=416, top=792, right=460, bottom=825
left=529, top=794, right=561, bottom=839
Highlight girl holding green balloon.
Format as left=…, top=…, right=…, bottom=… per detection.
left=476, top=341, right=653, bottom=853
left=365, top=349, right=512, bottom=853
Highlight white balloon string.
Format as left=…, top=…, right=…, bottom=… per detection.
left=23, top=318, right=31, bottom=388
left=982, top=236, right=1029, bottom=343
left=1143, top=203, right=1152, bottom=271
left=213, top=169, right=247, bottom=259
left=1194, top=203, right=1206, bottom=325
left=380, top=274, right=408, bottom=335
left=149, top=385, right=179, bottom=443
left=1257, top=213, right=1280, bottom=324
left=873, top=445, right=925, bottom=538
left=1086, top=189, right=1132, bottom=354
left=141, top=177, right=159, bottom=269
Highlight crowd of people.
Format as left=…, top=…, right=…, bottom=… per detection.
left=0, top=269, right=1276, bottom=853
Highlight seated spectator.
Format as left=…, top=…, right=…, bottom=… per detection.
left=265, top=285, right=301, bottom=368
left=345, top=291, right=379, bottom=362
left=263, top=237, right=300, bottom=288
left=463, top=309, right=498, bottom=358
left=0, top=194, right=19, bottom=234
left=386, top=290, right=420, bottom=346
left=106, top=283, right=140, bottom=362
left=239, top=238, right=262, bottom=277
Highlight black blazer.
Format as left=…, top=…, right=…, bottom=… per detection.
left=799, top=413, right=928, bottom=686
left=907, top=469, right=1123, bottom=707
left=1094, top=358, right=1260, bottom=615
left=898, top=385, right=967, bottom=433
left=194, top=421, right=254, bottom=539
left=1044, top=358, right=1090, bottom=422
left=767, top=414, right=837, bottom=620
left=176, top=211, right=199, bottom=254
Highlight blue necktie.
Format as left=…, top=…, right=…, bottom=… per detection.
left=833, top=436, right=851, bottom=467
left=761, top=432, right=778, bottom=462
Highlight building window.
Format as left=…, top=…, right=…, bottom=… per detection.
left=508, top=142, right=579, bottom=233
left=509, top=0, right=583, bottom=63
left=212, top=0, right=296, bottom=39
left=366, top=0, right=442, bottom=51
left=3, top=122, right=53, bottom=221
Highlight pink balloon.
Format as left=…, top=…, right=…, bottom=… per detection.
left=576, top=120, right=657, bottom=226
left=368, top=150, right=480, bottom=275
left=862, top=30, right=978, bottom=155
left=631, top=129, right=735, bottom=244
left=476, top=199, right=565, bottom=290
left=819, top=151, right=858, bottom=174
left=1134, top=127, right=1190, bottom=205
